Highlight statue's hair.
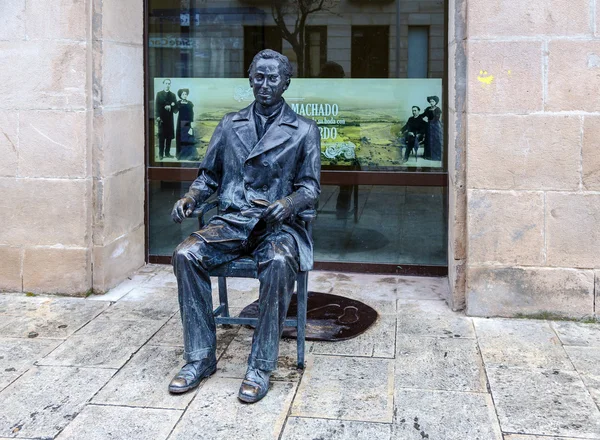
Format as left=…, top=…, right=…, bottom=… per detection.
left=248, top=49, right=293, bottom=80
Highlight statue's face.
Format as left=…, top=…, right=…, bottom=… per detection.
left=250, top=58, right=289, bottom=107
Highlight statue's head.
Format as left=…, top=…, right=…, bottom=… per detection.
left=248, top=49, right=292, bottom=108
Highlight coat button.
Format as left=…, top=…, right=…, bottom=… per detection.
left=245, top=183, right=250, bottom=190
left=262, top=185, right=268, bottom=191
left=262, top=161, right=268, bottom=167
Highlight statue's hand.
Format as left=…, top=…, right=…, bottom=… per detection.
left=172, top=196, right=196, bottom=223
left=262, top=198, right=293, bottom=224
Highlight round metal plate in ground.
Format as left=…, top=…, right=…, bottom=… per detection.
left=238, top=291, right=378, bottom=341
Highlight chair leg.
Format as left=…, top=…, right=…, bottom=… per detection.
left=296, top=272, right=308, bottom=369
left=217, top=277, right=229, bottom=318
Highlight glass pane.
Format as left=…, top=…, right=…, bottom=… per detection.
left=147, top=0, right=446, bottom=171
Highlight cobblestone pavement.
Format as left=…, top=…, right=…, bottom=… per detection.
left=1, top=264, right=600, bottom=439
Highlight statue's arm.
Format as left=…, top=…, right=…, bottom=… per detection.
left=288, top=122, right=322, bottom=215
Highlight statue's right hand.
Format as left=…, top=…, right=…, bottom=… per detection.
left=172, top=196, right=196, bottom=223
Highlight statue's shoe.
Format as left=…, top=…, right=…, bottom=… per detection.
left=238, top=367, right=271, bottom=403
left=168, top=358, right=217, bottom=394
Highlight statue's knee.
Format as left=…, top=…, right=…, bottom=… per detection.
left=172, top=237, right=197, bottom=268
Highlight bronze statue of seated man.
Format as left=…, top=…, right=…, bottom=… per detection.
left=169, top=49, right=321, bottom=403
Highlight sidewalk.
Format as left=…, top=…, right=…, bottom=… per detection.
left=1, top=264, right=599, bottom=439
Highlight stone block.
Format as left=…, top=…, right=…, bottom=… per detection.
left=583, top=116, right=600, bottom=190
left=468, top=0, right=589, bottom=37
left=23, top=247, right=91, bottom=296
left=291, top=356, right=394, bottom=422
left=473, top=318, right=573, bottom=370
left=0, top=247, right=22, bottom=292
left=468, top=41, right=542, bottom=113
left=26, top=0, right=86, bottom=40
left=466, top=267, right=594, bottom=319
left=548, top=40, right=600, bottom=111
left=99, top=0, right=143, bottom=44
left=393, top=389, right=502, bottom=440
left=467, top=190, right=545, bottom=265
left=95, top=165, right=144, bottom=245
left=0, top=111, right=18, bottom=177
left=54, top=405, right=181, bottom=440
left=0, top=366, right=114, bottom=439
left=552, top=321, right=600, bottom=346
left=564, top=346, right=600, bottom=408
left=0, top=41, right=86, bottom=110
left=282, top=417, right=392, bottom=440
left=94, top=106, right=144, bottom=177
left=0, top=178, right=90, bottom=247
left=92, top=225, right=145, bottom=293
left=468, top=115, right=580, bottom=190
left=0, top=338, right=61, bottom=390
left=487, top=366, right=600, bottom=438
left=19, top=110, right=87, bottom=178
left=0, top=0, right=25, bottom=40
left=98, top=42, right=144, bottom=108
left=546, top=193, right=600, bottom=268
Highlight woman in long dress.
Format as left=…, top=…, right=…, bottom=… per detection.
left=422, top=95, right=443, bottom=161
left=175, top=88, right=197, bottom=161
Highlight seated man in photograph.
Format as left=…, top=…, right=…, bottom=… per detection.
left=169, top=49, right=321, bottom=403
left=401, top=105, right=427, bottom=162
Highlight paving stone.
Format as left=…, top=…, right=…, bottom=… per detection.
left=395, top=335, right=487, bottom=392
left=0, top=338, right=62, bottom=391
left=474, top=318, right=573, bottom=369
left=0, top=366, right=114, bottom=439
left=54, top=404, right=181, bottom=440
left=98, top=295, right=178, bottom=322
left=393, top=389, right=502, bottom=440
left=505, top=436, right=597, bottom=440
left=281, top=417, right=393, bottom=440
left=398, top=314, right=475, bottom=338
left=38, top=317, right=165, bottom=368
left=564, top=346, right=600, bottom=408
left=552, top=321, right=600, bottom=346
left=398, top=298, right=456, bottom=316
left=168, top=377, right=296, bottom=440
left=86, top=273, right=158, bottom=302
left=487, top=366, right=600, bottom=438
left=0, top=296, right=108, bottom=339
left=291, top=355, right=394, bottom=422
left=216, top=327, right=304, bottom=382
left=311, top=314, right=396, bottom=358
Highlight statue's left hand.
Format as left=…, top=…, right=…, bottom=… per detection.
left=262, top=198, right=293, bottom=224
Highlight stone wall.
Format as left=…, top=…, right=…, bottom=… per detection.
left=0, top=0, right=145, bottom=295
left=460, top=0, right=600, bottom=318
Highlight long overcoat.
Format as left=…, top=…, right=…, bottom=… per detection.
left=156, top=90, right=177, bottom=139
left=185, top=101, right=321, bottom=271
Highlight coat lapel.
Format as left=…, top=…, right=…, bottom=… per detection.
left=247, top=102, right=298, bottom=160
left=232, top=104, right=258, bottom=154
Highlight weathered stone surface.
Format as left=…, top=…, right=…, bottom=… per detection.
left=0, top=338, right=61, bottom=390
left=473, top=318, right=572, bottom=369
left=467, top=190, right=544, bottom=265
left=0, top=366, right=114, bottom=439
left=398, top=298, right=458, bottom=317
left=395, top=335, right=486, bottom=392
left=487, top=366, right=600, bottom=438
left=548, top=40, right=600, bottom=111
left=23, top=247, right=90, bottom=295
left=564, top=346, right=600, bottom=408
left=292, top=356, right=394, bottom=422
left=312, top=314, right=396, bottom=358
left=0, top=0, right=25, bottom=40
left=100, top=42, right=143, bottom=108
left=468, top=115, right=581, bottom=190
left=39, top=317, right=165, bottom=368
left=19, top=110, right=87, bottom=178
left=282, top=417, right=392, bottom=440
left=26, top=0, right=86, bottom=40
left=92, top=225, right=145, bottom=293
left=546, top=193, right=600, bottom=268
left=468, top=41, right=543, bottom=113
left=87, top=271, right=155, bottom=302
left=505, top=436, right=586, bottom=440
left=55, top=405, right=181, bottom=440
left=0, top=296, right=107, bottom=338
left=92, top=345, right=195, bottom=409
left=466, top=267, right=594, bottom=319
left=0, top=247, right=21, bottom=292
left=95, top=165, right=144, bottom=244
left=0, top=41, right=86, bottom=110
left=94, top=106, right=145, bottom=177
left=583, top=116, right=600, bottom=190
left=468, top=0, right=590, bottom=37
left=397, top=312, right=474, bottom=338
left=0, top=112, right=18, bottom=177
left=393, top=389, right=502, bottom=440
left=0, top=177, right=89, bottom=247
left=552, top=321, right=600, bottom=346
left=99, top=294, right=177, bottom=322
left=100, top=0, right=143, bottom=45
left=169, top=378, right=296, bottom=440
